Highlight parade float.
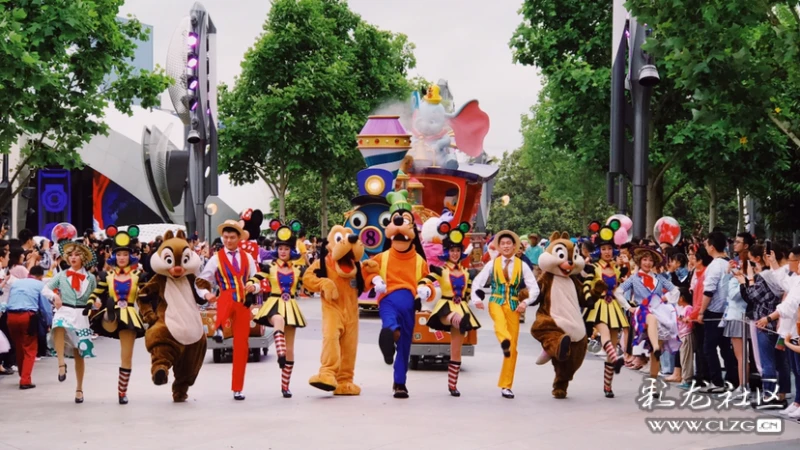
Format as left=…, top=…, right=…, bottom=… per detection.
left=344, top=83, right=498, bottom=368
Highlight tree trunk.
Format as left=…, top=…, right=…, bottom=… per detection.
left=737, top=189, right=745, bottom=233
left=646, top=171, right=664, bottom=239
left=320, top=171, right=329, bottom=237
left=708, top=179, right=717, bottom=231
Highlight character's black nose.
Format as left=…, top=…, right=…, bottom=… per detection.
left=348, top=234, right=358, bottom=244
left=393, top=216, right=404, bottom=226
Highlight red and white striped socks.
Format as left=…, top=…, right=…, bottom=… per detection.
left=119, top=367, right=131, bottom=398
left=274, top=331, right=287, bottom=355
left=281, top=361, right=294, bottom=391
left=603, top=340, right=619, bottom=362
left=603, top=362, right=614, bottom=393
left=448, top=361, right=461, bottom=391
left=603, top=341, right=618, bottom=392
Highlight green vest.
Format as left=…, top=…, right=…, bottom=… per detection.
left=489, top=257, right=523, bottom=310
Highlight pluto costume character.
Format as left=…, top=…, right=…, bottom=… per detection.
left=137, top=230, right=210, bottom=402
left=362, top=190, right=430, bottom=399
left=531, top=232, right=591, bottom=399
left=302, top=225, right=365, bottom=395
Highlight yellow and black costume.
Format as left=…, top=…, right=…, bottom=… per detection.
left=422, top=263, right=481, bottom=332
left=88, top=225, right=144, bottom=404
left=418, top=222, right=480, bottom=397
left=583, top=259, right=629, bottom=330
left=252, top=260, right=307, bottom=328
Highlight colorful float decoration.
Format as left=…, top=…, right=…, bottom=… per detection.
left=346, top=83, right=498, bottom=315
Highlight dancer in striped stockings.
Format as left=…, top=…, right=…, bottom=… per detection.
left=253, top=220, right=306, bottom=398
left=582, top=224, right=629, bottom=398
left=88, top=225, right=146, bottom=404
left=420, top=223, right=480, bottom=396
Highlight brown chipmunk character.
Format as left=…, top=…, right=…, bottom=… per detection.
left=137, top=230, right=211, bottom=402
left=531, top=232, right=601, bottom=399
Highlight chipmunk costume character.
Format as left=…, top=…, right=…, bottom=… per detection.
left=302, top=225, right=365, bottom=395
left=362, top=190, right=430, bottom=399
left=89, top=225, right=146, bottom=404
left=137, top=230, right=209, bottom=402
left=531, top=232, right=590, bottom=399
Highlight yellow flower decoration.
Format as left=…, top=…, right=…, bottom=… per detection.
left=739, top=136, right=748, bottom=145
left=775, top=107, right=782, bottom=114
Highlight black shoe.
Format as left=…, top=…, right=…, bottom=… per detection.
left=0, top=366, right=15, bottom=376
left=234, top=391, right=246, bottom=401
left=501, top=388, right=515, bottom=399
left=557, top=335, right=571, bottom=361
left=19, top=384, right=36, bottom=390
left=282, top=389, right=292, bottom=398
left=58, top=364, right=67, bottom=382
left=212, top=329, right=224, bottom=344
left=613, top=356, right=624, bottom=374
left=501, top=339, right=511, bottom=358
left=449, top=387, right=461, bottom=397
left=379, top=328, right=396, bottom=365
left=393, top=383, right=409, bottom=399
left=119, top=395, right=128, bottom=405
left=75, top=390, right=84, bottom=404
left=604, top=389, right=615, bottom=398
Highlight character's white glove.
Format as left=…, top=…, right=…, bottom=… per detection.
left=418, top=285, right=432, bottom=301
left=373, top=276, right=387, bottom=294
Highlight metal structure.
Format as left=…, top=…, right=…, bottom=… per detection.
left=609, top=2, right=660, bottom=238
left=165, top=2, right=219, bottom=242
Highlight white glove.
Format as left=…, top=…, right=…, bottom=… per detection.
left=418, top=285, right=432, bottom=301
left=373, top=276, right=387, bottom=294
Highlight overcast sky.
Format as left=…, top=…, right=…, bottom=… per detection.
left=118, top=0, right=542, bottom=214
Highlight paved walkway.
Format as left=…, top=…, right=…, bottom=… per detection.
left=1, top=297, right=798, bottom=449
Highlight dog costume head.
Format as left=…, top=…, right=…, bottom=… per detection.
left=383, top=190, right=425, bottom=258
left=150, top=230, right=204, bottom=280
left=539, top=231, right=585, bottom=278
left=326, top=225, right=364, bottom=279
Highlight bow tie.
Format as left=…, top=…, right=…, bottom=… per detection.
left=67, top=270, right=86, bottom=291
left=639, top=271, right=655, bottom=291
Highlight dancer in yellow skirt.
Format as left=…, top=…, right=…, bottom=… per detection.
left=582, top=222, right=629, bottom=398
left=418, top=222, right=481, bottom=397
left=89, top=225, right=146, bottom=404
left=253, top=219, right=306, bottom=397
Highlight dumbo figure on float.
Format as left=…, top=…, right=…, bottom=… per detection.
left=408, top=84, right=490, bottom=170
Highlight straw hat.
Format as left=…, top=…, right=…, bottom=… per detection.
left=633, top=246, right=664, bottom=266
left=217, top=220, right=250, bottom=241
left=494, top=230, right=522, bottom=253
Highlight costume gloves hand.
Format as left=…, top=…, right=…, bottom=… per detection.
left=373, top=276, right=387, bottom=294
left=417, top=285, right=432, bottom=301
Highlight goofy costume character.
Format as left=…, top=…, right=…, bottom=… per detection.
left=362, top=190, right=429, bottom=399
left=195, top=219, right=260, bottom=401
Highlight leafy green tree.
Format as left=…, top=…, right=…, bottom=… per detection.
left=269, top=171, right=358, bottom=238
left=218, top=0, right=415, bottom=233
left=510, top=0, right=797, bottom=233
left=0, top=0, right=171, bottom=210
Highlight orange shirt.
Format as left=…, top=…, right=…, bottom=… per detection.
left=370, top=248, right=429, bottom=303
